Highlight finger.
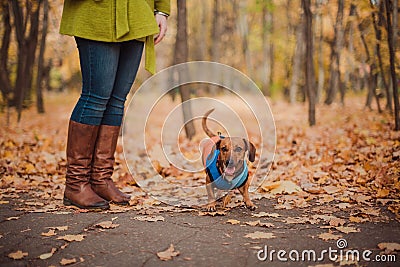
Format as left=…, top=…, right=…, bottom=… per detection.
left=155, top=22, right=167, bottom=45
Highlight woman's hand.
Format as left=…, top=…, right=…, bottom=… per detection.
left=154, top=14, right=167, bottom=45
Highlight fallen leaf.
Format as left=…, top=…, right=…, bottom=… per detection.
left=377, top=243, right=400, bottom=253
left=157, top=244, right=180, bottom=261
left=0, top=200, right=9, bottom=204
left=47, top=226, right=68, bottom=231
left=349, top=216, right=368, bottom=223
left=335, top=226, right=360, bottom=234
left=308, top=264, right=335, bottom=267
left=95, top=221, right=119, bottom=229
left=252, top=212, right=280, bottom=218
left=198, top=211, right=226, bottom=216
left=60, top=258, right=77, bottom=266
left=244, top=231, right=275, bottom=239
left=337, top=203, right=351, bottom=209
left=323, top=185, right=342, bottom=194
left=376, top=188, right=390, bottom=198
left=329, top=217, right=346, bottom=227
left=25, top=201, right=44, bottom=206
left=8, top=250, right=28, bottom=260
left=284, top=217, right=317, bottom=224
left=6, top=216, right=20, bottom=221
left=57, top=234, right=85, bottom=242
left=133, top=215, right=165, bottom=222
left=226, top=219, right=240, bottom=225
left=39, top=248, right=57, bottom=260
left=318, top=232, right=342, bottom=241
left=262, top=180, right=301, bottom=194
left=245, top=220, right=274, bottom=227
left=41, top=229, right=56, bottom=237
left=353, top=195, right=371, bottom=204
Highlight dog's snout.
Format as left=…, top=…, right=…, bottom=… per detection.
left=226, top=159, right=235, bottom=167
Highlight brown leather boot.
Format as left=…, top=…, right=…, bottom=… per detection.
left=90, top=125, right=130, bottom=205
left=63, top=120, right=110, bottom=210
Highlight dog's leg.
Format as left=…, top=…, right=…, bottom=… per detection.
left=238, top=181, right=257, bottom=211
left=206, top=176, right=217, bottom=211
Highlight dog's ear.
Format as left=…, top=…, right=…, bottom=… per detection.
left=243, top=139, right=256, bottom=162
left=215, top=139, right=221, bottom=150
left=207, top=139, right=222, bottom=161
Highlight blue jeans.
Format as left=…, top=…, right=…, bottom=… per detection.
left=70, top=37, right=144, bottom=126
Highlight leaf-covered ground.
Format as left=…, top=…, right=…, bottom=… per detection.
left=1, top=92, right=399, bottom=265
left=0, top=92, right=399, bottom=217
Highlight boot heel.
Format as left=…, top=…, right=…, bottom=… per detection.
left=63, top=198, right=72, bottom=206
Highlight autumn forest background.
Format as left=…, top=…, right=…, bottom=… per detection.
left=0, top=0, right=399, bottom=219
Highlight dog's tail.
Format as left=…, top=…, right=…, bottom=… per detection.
left=202, top=108, right=216, bottom=137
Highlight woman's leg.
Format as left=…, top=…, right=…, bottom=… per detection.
left=91, top=40, right=144, bottom=205
left=101, top=39, right=144, bottom=126
left=70, top=37, right=121, bottom=125
left=64, top=38, right=122, bottom=209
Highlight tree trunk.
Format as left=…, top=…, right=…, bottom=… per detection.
left=261, top=0, right=274, bottom=96
left=325, top=0, right=344, bottom=105
left=385, top=0, right=399, bottom=130
left=208, top=0, right=221, bottom=95
left=174, top=0, right=195, bottom=140
left=238, top=1, right=252, bottom=76
left=11, top=0, right=42, bottom=121
left=289, top=21, right=304, bottom=103
left=210, top=0, right=220, bottom=61
left=315, top=0, right=324, bottom=102
left=344, top=4, right=357, bottom=93
left=302, top=0, right=316, bottom=126
left=373, top=1, right=392, bottom=111
left=0, top=1, right=12, bottom=100
left=36, top=0, right=48, bottom=114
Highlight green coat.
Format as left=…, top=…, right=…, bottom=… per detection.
left=60, top=0, right=170, bottom=74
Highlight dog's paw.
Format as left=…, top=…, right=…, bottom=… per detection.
left=246, top=202, right=257, bottom=211
left=206, top=203, right=217, bottom=212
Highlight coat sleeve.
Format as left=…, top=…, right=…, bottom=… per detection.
left=154, top=0, right=170, bottom=15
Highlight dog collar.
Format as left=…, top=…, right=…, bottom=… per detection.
left=205, top=149, right=248, bottom=190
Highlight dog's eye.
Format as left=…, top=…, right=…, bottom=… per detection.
left=221, top=147, right=228, bottom=152
left=234, top=147, right=243, bottom=152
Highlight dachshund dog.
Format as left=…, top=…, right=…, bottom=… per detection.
left=201, top=109, right=257, bottom=211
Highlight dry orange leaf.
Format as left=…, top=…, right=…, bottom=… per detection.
left=57, top=234, right=85, bottom=242
left=335, top=226, right=360, bottom=234
left=133, top=215, right=165, bottom=222
left=157, top=244, right=180, bottom=261
left=60, top=258, right=77, bottom=265
left=95, top=221, right=119, bottom=229
left=41, top=229, right=56, bottom=237
left=6, top=216, right=20, bottom=221
left=376, top=188, right=390, bottom=198
left=377, top=243, right=400, bottom=253
left=252, top=212, right=280, bottom=218
left=262, top=180, right=301, bottom=194
left=47, top=226, right=68, bottom=231
left=198, top=211, right=226, bottom=216
left=317, top=232, right=342, bottom=241
left=245, top=220, right=274, bottom=227
left=8, top=250, right=28, bottom=260
left=244, top=231, right=275, bottom=239
left=329, top=217, right=346, bottom=227
left=226, top=219, right=240, bottom=225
